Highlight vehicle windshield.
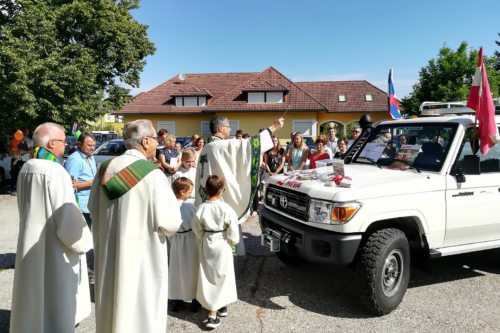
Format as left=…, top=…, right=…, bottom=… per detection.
left=352, top=123, right=457, bottom=172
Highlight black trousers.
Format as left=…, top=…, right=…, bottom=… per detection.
left=83, top=213, right=94, bottom=270
left=10, top=160, right=24, bottom=190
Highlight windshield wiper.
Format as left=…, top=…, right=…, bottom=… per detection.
left=356, top=156, right=382, bottom=168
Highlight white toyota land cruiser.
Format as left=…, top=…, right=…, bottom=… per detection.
left=259, top=103, right=500, bottom=315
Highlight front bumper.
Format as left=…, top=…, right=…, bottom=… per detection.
left=259, top=207, right=362, bottom=265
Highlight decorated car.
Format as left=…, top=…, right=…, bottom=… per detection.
left=260, top=103, right=500, bottom=315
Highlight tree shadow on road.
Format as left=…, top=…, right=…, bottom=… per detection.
left=236, top=232, right=500, bottom=319
left=0, top=253, right=15, bottom=270
left=0, top=309, right=11, bottom=333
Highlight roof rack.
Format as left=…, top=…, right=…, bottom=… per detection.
left=419, top=99, right=500, bottom=116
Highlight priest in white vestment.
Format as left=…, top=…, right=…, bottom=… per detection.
left=195, top=116, right=284, bottom=254
left=89, top=119, right=182, bottom=333
left=10, top=122, right=93, bottom=333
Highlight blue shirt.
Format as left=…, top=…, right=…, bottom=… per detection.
left=64, top=149, right=97, bottom=213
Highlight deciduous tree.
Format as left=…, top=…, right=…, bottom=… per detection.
left=0, top=0, right=155, bottom=134
left=401, top=41, right=499, bottom=115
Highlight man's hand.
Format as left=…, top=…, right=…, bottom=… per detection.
left=268, top=117, right=285, bottom=133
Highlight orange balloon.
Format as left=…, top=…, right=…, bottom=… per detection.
left=13, top=130, right=24, bottom=141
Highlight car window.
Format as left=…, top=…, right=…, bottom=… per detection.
left=453, top=126, right=500, bottom=174
left=353, top=123, right=457, bottom=172
left=95, top=141, right=125, bottom=156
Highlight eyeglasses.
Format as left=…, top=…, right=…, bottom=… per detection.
left=221, top=125, right=231, bottom=129
left=51, top=139, right=67, bottom=145
left=145, top=136, right=159, bottom=142
left=352, top=130, right=361, bottom=133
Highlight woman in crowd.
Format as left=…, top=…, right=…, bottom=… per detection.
left=286, top=132, right=309, bottom=171
left=194, top=137, right=205, bottom=164
left=334, top=138, right=348, bottom=159
left=308, top=138, right=330, bottom=169
left=159, top=135, right=180, bottom=180
left=263, top=135, right=286, bottom=176
left=317, top=134, right=333, bottom=158
left=155, top=129, right=169, bottom=164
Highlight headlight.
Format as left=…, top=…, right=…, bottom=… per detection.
left=309, top=200, right=360, bottom=224
left=331, top=202, right=360, bottom=223
left=309, top=199, right=332, bottom=223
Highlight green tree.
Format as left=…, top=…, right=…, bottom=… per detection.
left=401, top=41, right=500, bottom=115
left=0, top=0, right=155, bottom=135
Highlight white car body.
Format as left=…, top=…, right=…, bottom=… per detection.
left=263, top=114, right=500, bottom=256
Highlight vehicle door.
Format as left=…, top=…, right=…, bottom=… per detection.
left=445, top=125, right=500, bottom=246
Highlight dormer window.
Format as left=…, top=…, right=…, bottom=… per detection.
left=248, top=91, right=283, bottom=104
left=338, top=94, right=346, bottom=102
left=175, top=96, right=207, bottom=106
left=365, top=94, right=373, bottom=102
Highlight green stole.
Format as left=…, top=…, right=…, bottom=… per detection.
left=33, top=146, right=58, bottom=162
left=99, top=158, right=158, bottom=200
left=198, top=135, right=262, bottom=219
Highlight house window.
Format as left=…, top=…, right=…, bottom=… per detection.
left=365, top=94, right=373, bottom=102
left=157, top=121, right=176, bottom=135
left=175, top=96, right=207, bottom=106
left=248, top=92, right=283, bottom=104
left=201, top=120, right=240, bottom=137
left=292, top=120, right=317, bottom=137
left=338, top=94, right=347, bottom=102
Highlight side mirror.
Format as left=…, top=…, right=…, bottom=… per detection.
left=463, top=155, right=480, bottom=175
left=455, top=168, right=466, bottom=183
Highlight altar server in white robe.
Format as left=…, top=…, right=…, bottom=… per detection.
left=171, top=148, right=197, bottom=202
left=192, top=175, right=239, bottom=329
left=10, top=122, right=93, bottom=333
left=168, top=177, right=201, bottom=312
left=89, top=119, right=181, bottom=333
left=195, top=116, right=284, bottom=254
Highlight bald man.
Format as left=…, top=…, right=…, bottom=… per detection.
left=10, top=122, right=93, bottom=332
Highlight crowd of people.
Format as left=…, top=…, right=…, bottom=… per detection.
left=9, top=117, right=365, bottom=332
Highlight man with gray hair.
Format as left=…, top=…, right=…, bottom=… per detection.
left=10, top=122, right=93, bottom=332
left=89, top=119, right=181, bottom=333
left=196, top=115, right=284, bottom=241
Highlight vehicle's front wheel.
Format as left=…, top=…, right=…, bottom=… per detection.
left=356, top=228, right=410, bottom=315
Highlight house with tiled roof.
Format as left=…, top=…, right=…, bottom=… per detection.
left=115, top=67, right=391, bottom=140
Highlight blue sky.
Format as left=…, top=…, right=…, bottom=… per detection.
left=131, top=0, right=500, bottom=98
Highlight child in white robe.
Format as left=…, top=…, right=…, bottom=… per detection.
left=171, top=148, right=197, bottom=202
left=192, top=175, right=239, bottom=329
left=168, top=177, right=202, bottom=312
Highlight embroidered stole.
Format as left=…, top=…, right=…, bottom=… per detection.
left=33, top=146, right=58, bottom=161
left=198, top=135, right=262, bottom=219
left=99, top=159, right=157, bottom=200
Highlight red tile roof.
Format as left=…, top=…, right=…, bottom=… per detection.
left=296, top=81, right=387, bottom=113
left=117, top=67, right=387, bottom=115
left=206, top=67, right=326, bottom=112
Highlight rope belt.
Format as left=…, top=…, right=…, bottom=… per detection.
left=204, top=229, right=226, bottom=233
left=176, top=229, right=192, bottom=234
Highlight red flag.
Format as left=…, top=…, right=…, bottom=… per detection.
left=466, top=47, right=498, bottom=156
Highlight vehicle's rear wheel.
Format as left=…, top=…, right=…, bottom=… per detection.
left=356, top=228, right=410, bottom=315
left=276, top=250, right=305, bottom=266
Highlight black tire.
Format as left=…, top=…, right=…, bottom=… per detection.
left=356, top=228, right=410, bottom=315
left=276, top=250, right=305, bottom=266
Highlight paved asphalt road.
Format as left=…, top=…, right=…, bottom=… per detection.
left=1, top=193, right=500, bottom=332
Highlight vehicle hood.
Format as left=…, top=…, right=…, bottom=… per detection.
left=266, top=164, right=443, bottom=202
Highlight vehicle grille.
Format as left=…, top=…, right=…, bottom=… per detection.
left=265, top=184, right=310, bottom=221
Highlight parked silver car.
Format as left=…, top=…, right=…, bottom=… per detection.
left=93, top=139, right=126, bottom=168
